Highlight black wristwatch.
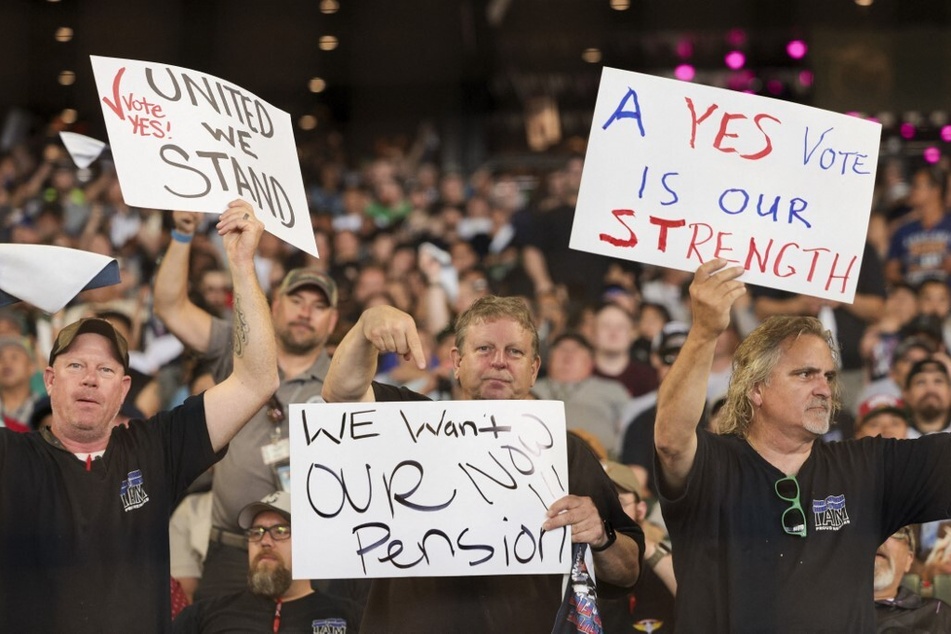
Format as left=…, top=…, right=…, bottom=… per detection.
left=591, top=520, right=617, bottom=552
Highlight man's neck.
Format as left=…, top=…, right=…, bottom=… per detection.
left=0, top=384, right=31, bottom=411
left=594, top=350, right=628, bottom=375
left=47, top=423, right=111, bottom=455
left=913, top=414, right=950, bottom=435
left=281, top=580, right=315, bottom=602
left=277, top=347, right=322, bottom=381
left=746, top=423, right=815, bottom=475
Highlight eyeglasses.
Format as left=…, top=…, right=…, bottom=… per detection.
left=244, top=524, right=291, bottom=542
left=266, top=395, right=285, bottom=425
left=774, top=475, right=807, bottom=538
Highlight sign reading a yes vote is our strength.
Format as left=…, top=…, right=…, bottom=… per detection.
left=571, top=67, right=883, bottom=303
left=289, top=400, right=570, bottom=579
left=90, top=55, right=317, bottom=256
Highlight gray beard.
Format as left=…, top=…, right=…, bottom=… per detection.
left=248, top=562, right=293, bottom=598
left=873, top=558, right=895, bottom=592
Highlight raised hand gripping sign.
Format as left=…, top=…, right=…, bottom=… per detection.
left=90, top=55, right=317, bottom=256
left=570, top=67, right=882, bottom=303
left=289, top=400, right=571, bottom=579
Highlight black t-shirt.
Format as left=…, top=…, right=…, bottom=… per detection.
left=658, top=429, right=951, bottom=633
left=0, top=394, right=221, bottom=633
left=363, top=382, right=645, bottom=633
left=599, top=563, right=676, bottom=633
left=173, top=590, right=352, bottom=633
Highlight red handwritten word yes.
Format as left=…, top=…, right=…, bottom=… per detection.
left=101, top=67, right=173, bottom=139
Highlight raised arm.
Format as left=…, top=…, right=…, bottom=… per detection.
left=655, top=259, right=745, bottom=494
left=202, top=201, right=279, bottom=451
left=322, top=305, right=427, bottom=403
left=153, top=211, right=214, bottom=353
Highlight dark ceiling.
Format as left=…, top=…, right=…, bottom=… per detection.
left=3, top=0, right=951, bottom=165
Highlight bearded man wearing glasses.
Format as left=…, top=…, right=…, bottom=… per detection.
left=654, top=258, right=951, bottom=633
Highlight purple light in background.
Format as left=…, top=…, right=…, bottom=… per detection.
left=766, top=80, right=784, bottom=95
left=725, top=50, right=745, bottom=70
left=786, top=40, right=808, bottom=60
left=727, top=28, right=747, bottom=47
left=924, top=147, right=941, bottom=163
left=900, top=123, right=916, bottom=139
left=674, top=64, right=696, bottom=81
left=799, top=70, right=814, bottom=87
left=941, top=125, right=951, bottom=142
left=676, top=39, right=693, bottom=60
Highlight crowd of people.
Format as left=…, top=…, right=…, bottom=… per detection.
left=4, top=111, right=951, bottom=631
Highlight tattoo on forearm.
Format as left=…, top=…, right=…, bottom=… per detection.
left=232, top=296, right=250, bottom=357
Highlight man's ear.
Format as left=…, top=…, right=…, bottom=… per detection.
left=750, top=383, right=764, bottom=408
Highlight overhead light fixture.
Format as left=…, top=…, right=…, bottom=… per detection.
left=319, top=0, right=339, bottom=14
left=299, top=115, right=318, bottom=131
left=55, top=27, right=73, bottom=42
left=319, top=35, right=338, bottom=51
left=61, top=109, right=77, bottom=124
left=309, top=77, right=327, bottom=93
left=58, top=71, right=76, bottom=86
left=582, top=48, right=602, bottom=64
left=610, top=0, right=630, bottom=9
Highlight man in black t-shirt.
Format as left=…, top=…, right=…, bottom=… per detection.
left=655, top=258, right=951, bottom=633
left=322, top=296, right=644, bottom=633
left=0, top=200, right=279, bottom=633
left=173, top=491, right=353, bottom=633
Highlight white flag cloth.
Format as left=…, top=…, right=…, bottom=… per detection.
left=59, top=132, right=108, bottom=169
left=0, top=244, right=120, bottom=313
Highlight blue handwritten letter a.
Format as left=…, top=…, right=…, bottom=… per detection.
left=602, top=87, right=646, bottom=137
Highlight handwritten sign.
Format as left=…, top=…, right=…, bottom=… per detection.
left=90, top=55, right=317, bottom=256
left=570, top=67, right=882, bottom=302
left=289, top=400, right=570, bottom=579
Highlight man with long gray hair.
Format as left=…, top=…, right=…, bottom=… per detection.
left=654, top=258, right=951, bottom=633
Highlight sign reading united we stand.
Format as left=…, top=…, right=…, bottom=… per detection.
left=90, top=55, right=317, bottom=256
left=571, top=67, right=883, bottom=303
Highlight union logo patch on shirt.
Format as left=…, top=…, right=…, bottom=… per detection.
left=812, top=494, right=850, bottom=531
left=312, top=617, right=347, bottom=634
left=119, top=469, right=150, bottom=512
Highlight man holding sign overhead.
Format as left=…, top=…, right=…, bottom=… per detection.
left=0, top=200, right=278, bottom=632
left=322, top=297, right=643, bottom=633
left=655, top=258, right=951, bottom=632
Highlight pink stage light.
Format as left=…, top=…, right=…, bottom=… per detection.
left=725, top=50, right=745, bottom=70
left=924, top=147, right=941, bottom=164
left=941, top=125, right=951, bottom=142
left=786, top=40, right=808, bottom=60
left=900, top=123, right=916, bottom=139
left=798, top=70, right=814, bottom=87
left=674, top=64, right=696, bottom=81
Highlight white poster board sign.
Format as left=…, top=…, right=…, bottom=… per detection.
left=571, top=67, right=882, bottom=302
left=289, top=400, right=570, bottom=579
left=90, top=55, right=317, bottom=256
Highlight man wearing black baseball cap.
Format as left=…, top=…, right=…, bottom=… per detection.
left=0, top=200, right=279, bottom=632
left=155, top=210, right=340, bottom=598
left=903, top=358, right=951, bottom=438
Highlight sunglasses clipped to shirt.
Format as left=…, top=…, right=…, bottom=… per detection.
left=775, top=475, right=807, bottom=538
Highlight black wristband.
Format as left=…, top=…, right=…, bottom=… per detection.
left=591, top=520, right=616, bottom=552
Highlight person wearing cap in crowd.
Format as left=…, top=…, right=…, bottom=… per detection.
left=155, top=210, right=340, bottom=599
left=655, top=257, right=951, bottom=632
left=853, top=394, right=910, bottom=440
left=0, top=200, right=278, bottom=632
left=321, top=297, right=643, bottom=633
left=902, top=357, right=951, bottom=438
left=599, top=460, right=677, bottom=633
left=0, top=335, right=41, bottom=432
left=531, top=331, right=631, bottom=458
left=619, top=321, right=690, bottom=498
left=874, top=526, right=951, bottom=632
left=172, top=491, right=354, bottom=633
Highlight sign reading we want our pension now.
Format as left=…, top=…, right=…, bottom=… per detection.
left=90, top=55, right=317, bottom=256
left=571, top=67, right=882, bottom=303
left=288, top=400, right=571, bottom=579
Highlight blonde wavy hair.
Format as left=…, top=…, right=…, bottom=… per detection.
left=717, top=315, right=840, bottom=438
